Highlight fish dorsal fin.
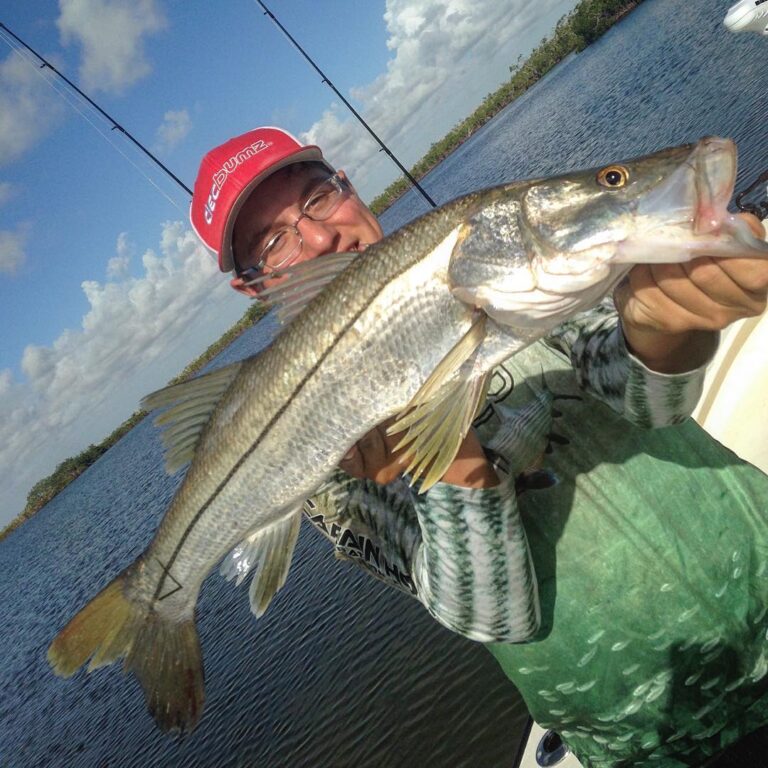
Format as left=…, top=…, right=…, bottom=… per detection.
left=141, top=361, right=243, bottom=474
left=220, top=510, right=302, bottom=617
left=388, top=314, right=489, bottom=491
left=249, top=251, right=361, bottom=324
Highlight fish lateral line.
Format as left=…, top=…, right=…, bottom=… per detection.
left=153, top=557, right=184, bottom=602
left=152, top=242, right=451, bottom=599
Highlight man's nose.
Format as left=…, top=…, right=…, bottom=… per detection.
left=297, top=216, right=338, bottom=256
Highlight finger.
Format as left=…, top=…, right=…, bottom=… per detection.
left=618, top=262, right=763, bottom=333
left=708, top=255, right=768, bottom=296
left=358, top=427, right=387, bottom=464
left=709, top=213, right=768, bottom=294
left=681, top=258, right=767, bottom=316
left=339, top=426, right=398, bottom=482
left=615, top=264, right=707, bottom=333
left=338, top=443, right=365, bottom=479
left=737, top=212, right=765, bottom=240
left=657, top=259, right=766, bottom=323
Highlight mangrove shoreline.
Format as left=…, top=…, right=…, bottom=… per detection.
left=0, top=0, right=642, bottom=542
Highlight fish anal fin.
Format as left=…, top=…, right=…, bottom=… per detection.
left=221, top=511, right=302, bottom=618
left=48, top=572, right=204, bottom=734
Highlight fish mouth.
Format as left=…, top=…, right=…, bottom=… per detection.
left=623, top=136, right=767, bottom=260
left=634, top=136, right=735, bottom=233
left=691, top=137, right=738, bottom=234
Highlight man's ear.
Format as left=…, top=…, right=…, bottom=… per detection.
left=230, top=275, right=261, bottom=298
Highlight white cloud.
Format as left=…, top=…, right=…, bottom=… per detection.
left=302, top=0, right=577, bottom=199
left=107, top=231, right=132, bottom=278
left=57, top=0, right=166, bottom=93
left=0, top=52, right=65, bottom=165
left=0, top=221, right=247, bottom=523
left=154, top=108, right=191, bottom=153
left=0, top=182, right=14, bottom=206
left=0, top=225, right=28, bottom=274
left=0, top=369, right=12, bottom=398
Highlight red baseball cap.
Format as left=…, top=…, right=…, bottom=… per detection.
left=190, top=126, right=331, bottom=272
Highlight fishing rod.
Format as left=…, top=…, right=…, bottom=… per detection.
left=0, top=21, right=192, bottom=198
left=255, top=0, right=437, bottom=209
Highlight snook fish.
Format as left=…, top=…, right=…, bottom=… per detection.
left=48, top=137, right=768, bottom=732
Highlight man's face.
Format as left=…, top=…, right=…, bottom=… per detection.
left=230, top=164, right=383, bottom=296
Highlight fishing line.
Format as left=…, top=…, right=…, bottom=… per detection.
left=0, top=24, right=192, bottom=214
left=253, top=0, right=437, bottom=209
left=0, top=25, right=229, bottom=303
left=0, top=29, right=187, bottom=214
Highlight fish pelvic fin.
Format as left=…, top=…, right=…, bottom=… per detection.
left=48, top=574, right=204, bottom=734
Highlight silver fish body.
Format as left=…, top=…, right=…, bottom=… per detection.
left=48, top=137, right=768, bottom=732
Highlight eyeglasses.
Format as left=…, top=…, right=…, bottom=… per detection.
left=238, top=173, right=351, bottom=282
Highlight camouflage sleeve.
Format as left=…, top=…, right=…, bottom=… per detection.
left=303, top=470, right=422, bottom=599
left=544, top=298, right=714, bottom=428
left=304, top=470, right=540, bottom=643
left=410, top=475, right=540, bottom=643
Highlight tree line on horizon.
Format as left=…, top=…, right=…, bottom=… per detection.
left=1, top=0, right=641, bottom=542
left=0, top=302, right=265, bottom=541
left=369, top=0, right=642, bottom=213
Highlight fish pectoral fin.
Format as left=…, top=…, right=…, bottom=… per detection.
left=399, top=312, right=487, bottom=416
left=388, top=314, right=490, bottom=492
left=48, top=571, right=204, bottom=734
left=223, top=511, right=302, bottom=618
left=140, top=361, right=244, bottom=474
left=253, top=251, right=362, bottom=324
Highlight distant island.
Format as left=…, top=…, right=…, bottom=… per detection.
left=0, top=302, right=265, bottom=541
left=0, top=0, right=642, bottom=542
left=368, top=0, right=641, bottom=214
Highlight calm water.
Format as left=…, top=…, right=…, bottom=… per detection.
left=2, top=1, right=766, bottom=766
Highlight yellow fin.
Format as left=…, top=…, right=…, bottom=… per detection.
left=400, top=313, right=486, bottom=415
left=48, top=578, right=136, bottom=677
left=247, top=511, right=302, bottom=618
left=141, top=361, right=243, bottom=474
left=389, top=314, right=489, bottom=491
left=220, top=510, right=303, bottom=617
left=48, top=573, right=205, bottom=734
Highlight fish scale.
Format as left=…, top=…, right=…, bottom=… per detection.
left=137, top=208, right=479, bottom=612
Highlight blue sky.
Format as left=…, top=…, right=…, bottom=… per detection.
left=0, top=0, right=579, bottom=524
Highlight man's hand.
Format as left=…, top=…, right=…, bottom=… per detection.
left=614, top=213, right=768, bottom=373
left=339, top=418, right=498, bottom=488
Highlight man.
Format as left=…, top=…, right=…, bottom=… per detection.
left=191, top=127, right=768, bottom=766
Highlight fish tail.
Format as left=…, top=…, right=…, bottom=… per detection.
left=48, top=574, right=204, bottom=733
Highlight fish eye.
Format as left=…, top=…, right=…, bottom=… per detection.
left=596, top=165, right=629, bottom=188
